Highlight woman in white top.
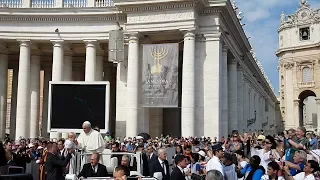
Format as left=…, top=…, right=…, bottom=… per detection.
left=251, top=135, right=280, bottom=171
left=261, top=162, right=284, bottom=180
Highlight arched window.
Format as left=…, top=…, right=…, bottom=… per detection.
left=302, top=67, right=312, bottom=82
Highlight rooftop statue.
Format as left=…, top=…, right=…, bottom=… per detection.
left=280, top=12, right=285, bottom=24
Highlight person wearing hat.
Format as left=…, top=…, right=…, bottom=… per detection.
left=206, top=144, right=224, bottom=176
left=104, top=131, right=112, bottom=142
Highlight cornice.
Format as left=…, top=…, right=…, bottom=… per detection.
left=117, top=1, right=197, bottom=12
left=0, top=14, right=126, bottom=22
left=276, top=42, right=320, bottom=56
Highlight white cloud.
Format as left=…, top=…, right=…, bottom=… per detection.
left=236, top=0, right=297, bottom=22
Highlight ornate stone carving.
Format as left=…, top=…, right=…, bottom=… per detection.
left=316, top=98, right=320, bottom=104
left=127, top=11, right=194, bottom=23
left=279, top=1, right=320, bottom=30
left=294, top=99, right=300, bottom=106
left=284, top=62, right=294, bottom=69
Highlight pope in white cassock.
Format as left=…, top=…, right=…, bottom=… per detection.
left=77, top=121, right=105, bottom=166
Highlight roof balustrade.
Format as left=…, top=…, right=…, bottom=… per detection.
left=0, top=0, right=114, bottom=8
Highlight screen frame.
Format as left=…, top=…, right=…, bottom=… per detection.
left=47, top=81, right=110, bottom=133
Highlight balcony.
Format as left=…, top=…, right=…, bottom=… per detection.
left=0, top=0, right=114, bottom=8
left=298, top=81, right=315, bottom=88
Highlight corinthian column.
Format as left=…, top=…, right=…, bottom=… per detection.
left=29, top=55, right=40, bottom=138
left=181, top=31, right=196, bottom=137
left=126, top=33, right=139, bottom=138
left=84, top=40, right=97, bottom=81
left=0, top=53, right=8, bottom=139
left=15, top=40, right=31, bottom=139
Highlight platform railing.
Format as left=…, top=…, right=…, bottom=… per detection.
left=31, top=0, right=54, bottom=8
left=95, top=0, right=113, bottom=7
left=63, top=0, right=86, bottom=7
left=0, top=0, right=22, bottom=8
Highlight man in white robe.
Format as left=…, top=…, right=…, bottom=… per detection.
left=77, top=121, right=105, bottom=167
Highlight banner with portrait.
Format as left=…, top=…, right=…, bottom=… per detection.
left=142, top=43, right=179, bottom=107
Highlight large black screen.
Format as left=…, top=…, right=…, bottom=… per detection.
left=50, top=84, right=106, bottom=130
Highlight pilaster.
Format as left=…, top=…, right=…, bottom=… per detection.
left=203, top=33, right=222, bottom=138
left=228, top=59, right=238, bottom=132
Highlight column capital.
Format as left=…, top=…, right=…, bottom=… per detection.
left=83, top=39, right=98, bottom=47
left=17, top=40, right=31, bottom=47
left=294, top=99, right=300, bottom=106
left=315, top=98, right=320, bottom=104
left=228, top=58, right=238, bottom=65
left=128, top=33, right=140, bottom=43
left=203, top=33, right=221, bottom=41
left=222, top=44, right=229, bottom=52
left=183, top=31, right=196, bottom=38
left=50, top=40, right=64, bottom=47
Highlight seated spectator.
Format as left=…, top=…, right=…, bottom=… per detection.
left=111, top=142, right=123, bottom=165
left=78, top=152, right=108, bottom=178
left=120, top=155, right=132, bottom=175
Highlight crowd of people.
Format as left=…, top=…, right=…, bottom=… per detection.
left=1, top=122, right=320, bottom=180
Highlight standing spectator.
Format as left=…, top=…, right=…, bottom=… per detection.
left=0, top=142, right=7, bottom=166
left=45, top=142, right=72, bottom=180
left=261, top=162, right=284, bottom=180
left=283, top=160, right=319, bottom=180
left=206, top=144, right=224, bottom=176
left=206, top=170, right=224, bottom=180
left=222, top=153, right=237, bottom=180
left=238, top=155, right=265, bottom=180
left=170, top=155, right=189, bottom=180
left=148, top=148, right=170, bottom=180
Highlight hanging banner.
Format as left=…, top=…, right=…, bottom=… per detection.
left=142, top=43, right=179, bottom=107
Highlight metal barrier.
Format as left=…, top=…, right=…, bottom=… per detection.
left=25, top=161, right=39, bottom=179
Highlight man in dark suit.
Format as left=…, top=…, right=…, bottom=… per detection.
left=170, top=155, right=189, bottom=180
left=148, top=148, right=170, bottom=180
left=147, top=146, right=158, bottom=163
left=78, top=152, right=108, bottom=178
left=44, top=142, right=72, bottom=180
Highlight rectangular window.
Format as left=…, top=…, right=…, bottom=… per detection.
left=265, top=98, right=269, bottom=112
left=300, top=27, right=310, bottom=41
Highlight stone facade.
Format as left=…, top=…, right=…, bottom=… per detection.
left=277, top=0, right=320, bottom=131
left=0, top=0, right=279, bottom=140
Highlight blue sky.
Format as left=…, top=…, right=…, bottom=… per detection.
left=236, top=0, right=320, bottom=95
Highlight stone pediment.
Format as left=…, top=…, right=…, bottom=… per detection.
left=279, top=1, right=320, bottom=30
